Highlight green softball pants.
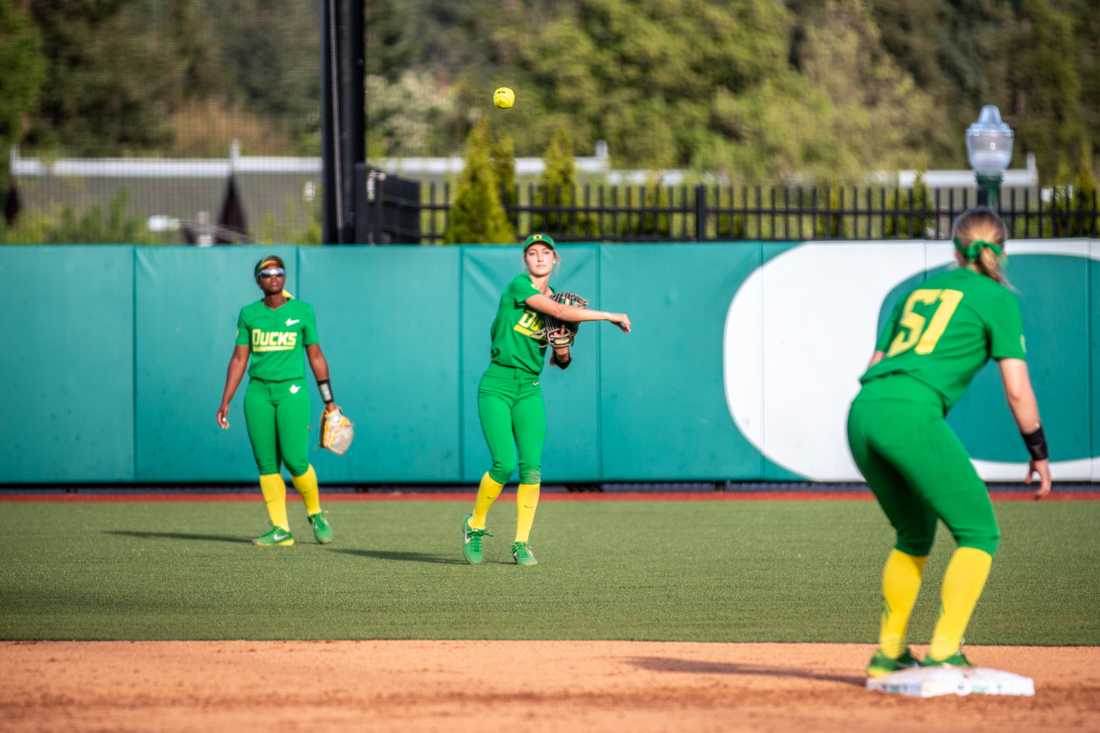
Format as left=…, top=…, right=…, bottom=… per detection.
left=478, top=363, right=546, bottom=485
left=846, top=374, right=1000, bottom=557
left=243, top=377, right=312, bottom=477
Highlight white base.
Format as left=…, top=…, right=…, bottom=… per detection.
left=866, top=667, right=1035, bottom=698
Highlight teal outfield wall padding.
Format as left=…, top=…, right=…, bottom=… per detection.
left=2, top=241, right=1097, bottom=484
left=134, top=246, right=299, bottom=482
left=299, top=247, right=462, bottom=483
left=600, top=244, right=764, bottom=480
left=0, top=247, right=135, bottom=482
left=1092, top=241, right=1100, bottom=482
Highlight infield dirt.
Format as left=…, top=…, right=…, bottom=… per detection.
left=1, top=641, right=1096, bottom=732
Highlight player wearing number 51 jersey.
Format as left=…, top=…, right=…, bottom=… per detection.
left=847, top=207, right=1052, bottom=678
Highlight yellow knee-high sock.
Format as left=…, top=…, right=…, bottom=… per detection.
left=515, top=483, right=540, bottom=543
left=878, top=549, right=928, bottom=658
left=470, top=472, right=504, bottom=530
left=929, top=547, right=993, bottom=660
left=258, top=473, right=289, bottom=530
left=291, top=465, right=322, bottom=516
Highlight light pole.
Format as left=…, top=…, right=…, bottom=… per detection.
left=966, top=105, right=1014, bottom=211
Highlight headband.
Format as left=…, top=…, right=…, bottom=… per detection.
left=953, top=237, right=1003, bottom=262
left=253, top=256, right=293, bottom=299
left=254, top=257, right=282, bottom=277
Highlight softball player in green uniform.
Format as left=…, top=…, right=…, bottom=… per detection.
left=848, top=207, right=1052, bottom=677
left=216, top=255, right=340, bottom=547
left=462, top=233, right=632, bottom=566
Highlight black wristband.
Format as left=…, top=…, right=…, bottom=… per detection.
left=318, top=380, right=334, bottom=404
left=1021, top=426, right=1048, bottom=462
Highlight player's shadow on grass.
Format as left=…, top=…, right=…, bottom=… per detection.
left=329, top=548, right=465, bottom=565
left=630, top=657, right=864, bottom=688
left=105, top=530, right=250, bottom=544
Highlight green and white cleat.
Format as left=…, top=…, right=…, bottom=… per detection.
left=308, top=512, right=333, bottom=544
left=511, top=541, right=538, bottom=567
left=921, top=650, right=973, bottom=669
left=866, top=647, right=920, bottom=678
left=462, top=514, right=492, bottom=565
left=253, top=526, right=294, bottom=547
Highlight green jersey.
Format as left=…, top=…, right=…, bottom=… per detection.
left=235, top=299, right=319, bottom=381
left=861, top=267, right=1026, bottom=411
left=489, top=274, right=552, bottom=374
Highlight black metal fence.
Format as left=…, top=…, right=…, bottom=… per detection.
left=399, top=182, right=1100, bottom=244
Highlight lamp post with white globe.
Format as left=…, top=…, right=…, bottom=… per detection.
left=966, top=105, right=1014, bottom=211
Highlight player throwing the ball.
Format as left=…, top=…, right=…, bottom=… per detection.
left=463, top=233, right=632, bottom=566
left=216, top=255, right=339, bottom=547
left=848, top=207, right=1052, bottom=677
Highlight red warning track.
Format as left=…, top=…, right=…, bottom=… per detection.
left=0, top=490, right=1096, bottom=502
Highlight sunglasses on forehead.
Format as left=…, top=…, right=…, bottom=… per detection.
left=258, top=267, right=286, bottom=279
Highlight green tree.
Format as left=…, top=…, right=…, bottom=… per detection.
left=533, top=125, right=577, bottom=235
left=708, top=72, right=833, bottom=183
left=813, top=182, right=850, bottom=239
left=705, top=0, right=937, bottom=184
left=870, top=0, right=1096, bottom=179
left=1051, top=148, right=1099, bottom=237
left=3, top=191, right=155, bottom=245
left=866, top=0, right=1010, bottom=168
left=366, top=71, right=457, bottom=158
left=166, top=0, right=224, bottom=103
left=0, top=0, right=44, bottom=193
left=1067, top=0, right=1099, bottom=165
left=1071, top=154, right=1100, bottom=237
left=629, top=179, right=672, bottom=239
left=1005, top=0, right=1087, bottom=182
left=445, top=120, right=513, bottom=244
left=712, top=185, right=747, bottom=240
left=206, top=0, right=320, bottom=151
left=24, top=0, right=184, bottom=154
left=504, top=0, right=793, bottom=167
left=883, top=173, right=933, bottom=239
left=490, top=128, right=517, bottom=230
left=792, top=0, right=938, bottom=182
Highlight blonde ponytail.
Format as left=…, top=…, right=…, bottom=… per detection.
left=952, top=207, right=1009, bottom=286
left=973, top=244, right=1005, bottom=284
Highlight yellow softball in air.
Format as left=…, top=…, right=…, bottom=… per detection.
left=493, top=87, right=515, bottom=109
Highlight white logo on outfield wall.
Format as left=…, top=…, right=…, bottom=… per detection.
left=722, top=239, right=1098, bottom=482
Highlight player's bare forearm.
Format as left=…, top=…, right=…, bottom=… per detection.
left=216, top=346, right=249, bottom=428
left=998, top=358, right=1051, bottom=498
left=563, top=305, right=622, bottom=325
left=306, top=344, right=331, bottom=383
left=1007, top=392, right=1041, bottom=433
left=219, top=346, right=249, bottom=407
left=998, top=358, right=1041, bottom=432
left=526, top=294, right=624, bottom=326
left=867, top=350, right=885, bottom=368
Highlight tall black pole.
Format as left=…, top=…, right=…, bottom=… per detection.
left=975, top=173, right=1002, bottom=212
left=321, top=0, right=365, bottom=244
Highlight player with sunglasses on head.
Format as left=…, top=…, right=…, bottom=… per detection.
left=216, top=256, right=339, bottom=547
left=848, top=207, right=1052, bottom=678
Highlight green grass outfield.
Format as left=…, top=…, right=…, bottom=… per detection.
left=0, top=498, right=1097, bottom=642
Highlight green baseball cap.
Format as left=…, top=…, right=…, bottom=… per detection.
left=522, top=232, right=556, bottom=251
